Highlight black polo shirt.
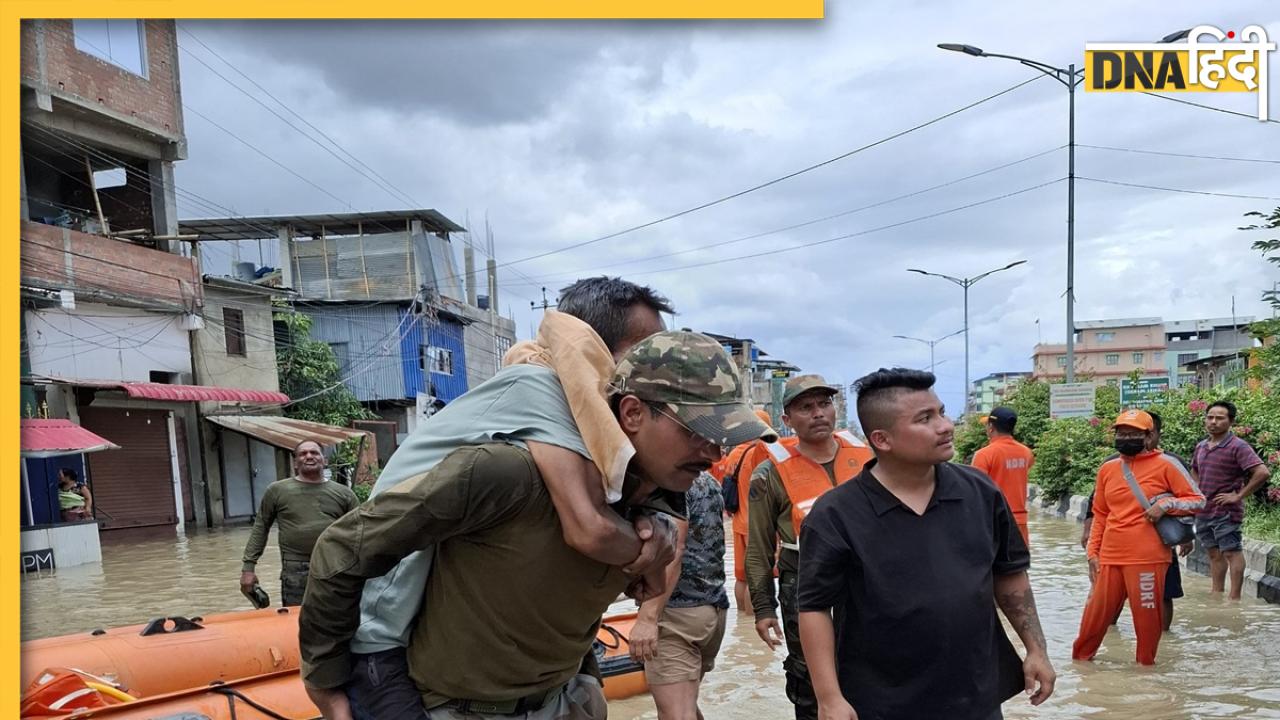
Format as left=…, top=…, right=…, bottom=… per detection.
left=797, top=460, right=1030, bottom=720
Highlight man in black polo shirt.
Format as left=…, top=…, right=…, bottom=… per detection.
left=797, top=368, right=1055, bottom=720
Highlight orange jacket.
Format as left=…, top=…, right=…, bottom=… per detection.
left=722, top=440, right=784, bottom=536
left=766, top=430, right=873, bottom=548
left=1087, top=449, right=1205, bottom=565
left=971, top=435, right=1034, bottom=521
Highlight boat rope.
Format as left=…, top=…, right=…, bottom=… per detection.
left=212, top=687, right=321, bottom=720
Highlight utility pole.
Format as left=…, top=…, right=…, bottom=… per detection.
left=530, top=287, right=557, bottom=313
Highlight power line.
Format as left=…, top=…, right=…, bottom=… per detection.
left=498, top=76, right=1046, bottom=270
left=1079, top=144, right=1280, bottom=165
left=1077, top=177, right=1280, bottom=201
left=605, top=178, right=1066, bottom=279
left=507, top=145, right=1067, bottom=287
left=171, top=26, right=552, bottom=298
left=174, top=27, right=422, bottom=213
left=1140, top=91, right=1280, bottom=125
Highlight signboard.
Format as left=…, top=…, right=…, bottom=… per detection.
left=1120, top=376, right=1171, bottom=409
left=1050, top=383, right=1096, bottom=419
left=21, top=548, right=55, bottom=573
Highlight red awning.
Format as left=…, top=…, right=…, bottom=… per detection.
left=118, top=383, right=289, bottom=404
left=21, top=419, right=121, bottom=457
left=24, top=376, right=291, bottom=404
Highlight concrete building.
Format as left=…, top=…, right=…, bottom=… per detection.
left=970, top=371, right=1031, bottom=415
left=180, top=211, right=518, bottom=444
left=1032, top=316, right=1257, bottom=389
left=19, top=20, right=295, bottom=539
left=1184, top=351, right=1250, bottom=390
left=1163, top=317, right=1255, bottom=387
left=1032, top=318, right=1168, bottom=384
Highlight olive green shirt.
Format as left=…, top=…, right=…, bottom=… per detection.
left=745, top=458, right=836, bottom=618
left=241, top=477, right=359, bottom=572
left=300, top=443, right=638, bottom=705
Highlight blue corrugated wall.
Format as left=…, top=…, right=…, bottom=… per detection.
left=401, top=311, right=468, bottom=402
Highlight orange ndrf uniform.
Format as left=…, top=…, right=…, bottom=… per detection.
left=1072, top=449, right=1204, bottom=665
left=971, top=435, right=1035, bottom=547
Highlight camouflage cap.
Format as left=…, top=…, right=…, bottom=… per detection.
left=611, top=331, right=778, bottom=447
left=782, top=374, right=840, bottom=409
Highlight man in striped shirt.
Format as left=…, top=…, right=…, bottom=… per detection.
left=1192, top=401, right=1271, bottom=600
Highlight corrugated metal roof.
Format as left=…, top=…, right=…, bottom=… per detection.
left=120, top=383, right=290, bottom=404
left=179, top=210, right=465, bottom=242
left=204, top=415, right=371, bottom=452
left=21, top=419, right=120, bottom=457
left=27, top=377, right=289, bottom=404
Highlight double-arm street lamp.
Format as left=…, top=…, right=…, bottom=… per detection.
left=893, top=329, right=965, bottom=374
left=937, top=30, right=1189, bottom=384
left=907, top=260, right=1027, bottom=414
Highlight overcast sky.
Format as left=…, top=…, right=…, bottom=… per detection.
left=173, top=4, right=1279, bottom=412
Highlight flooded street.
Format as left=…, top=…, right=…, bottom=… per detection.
left=22, top=515, right=1280, bottom=718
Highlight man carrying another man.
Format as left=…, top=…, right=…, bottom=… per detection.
left=300, top=331, right=776, bottom=719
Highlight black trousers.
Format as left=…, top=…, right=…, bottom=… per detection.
left=779, top=572, right=818, bottom=720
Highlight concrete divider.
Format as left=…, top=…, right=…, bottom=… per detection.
left=1026, top=485, right=1280, bottom=605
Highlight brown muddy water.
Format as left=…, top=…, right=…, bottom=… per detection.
left=21, top=516, right=1280, bottom=719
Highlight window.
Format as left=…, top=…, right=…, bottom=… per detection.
left=420, top=345, right=454, bottom=376
left=1177, top=352, right=1199, bottom=366
left=1132, top=352, right=1144, bottom=364
left=1056, top=356, right=1068, bottom=368
left=1153, top=351, right=1164, bottom=363
left=72, top=20, right=147, bottom=76
left=223, top=308, right=246, bottom=357
left=495, top=335, right=513, bottom=360
left=1096, top=331, right=1115, bottom=342
left=1105, top=353, right=1120, bottom=366
left=328, top=342, right=351, bottom=378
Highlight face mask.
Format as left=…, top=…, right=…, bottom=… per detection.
left=1114, top=438, right=1145, bottom=456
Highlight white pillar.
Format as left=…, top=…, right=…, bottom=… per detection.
left=167, top=412, right=185, bottom=533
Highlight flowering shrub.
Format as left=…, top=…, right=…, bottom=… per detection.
left=974, top=373, right=1280, bottom=542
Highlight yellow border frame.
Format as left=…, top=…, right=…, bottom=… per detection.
left=5, top=0, right=822, bottom=710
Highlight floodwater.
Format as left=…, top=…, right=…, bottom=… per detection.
left=21, top=516, right=1280, bottom=719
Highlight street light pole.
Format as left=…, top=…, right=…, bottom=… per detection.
left=937, top=44, right=1084, bottom=383
left=907, top=260, right=1027, bottom=414
left=893, top=328, right=965, bottom=373
left=1067, top=63, right=1076, bottom=383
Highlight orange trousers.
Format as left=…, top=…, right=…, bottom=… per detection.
left=1073, top=561, right=1167, bottom=665
left=733, top=532, right=747, bottom=582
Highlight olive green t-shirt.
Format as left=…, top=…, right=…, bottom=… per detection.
left=300, top=443, right=631, bottom=705
left=241, top=477, right=359, bottom=571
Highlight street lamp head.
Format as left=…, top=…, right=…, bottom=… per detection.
left=1004, top=260, right=1029, bottom=270
left=1160, top=28, right=1192, bottom=43
left=938, top=43, right=985, bottom=57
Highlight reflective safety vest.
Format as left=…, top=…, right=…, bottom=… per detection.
left=766, top=430, right=873, bottom=550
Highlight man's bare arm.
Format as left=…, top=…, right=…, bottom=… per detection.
left=994, top=571, right=1055, bottom=706
left=528, top=441, right=642, bottom=564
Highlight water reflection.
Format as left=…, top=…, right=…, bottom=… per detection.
left=21, top=516, right=1280, bottom=718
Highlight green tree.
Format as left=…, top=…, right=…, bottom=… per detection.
left=275, top=311, right=372, bottom=427
left=1244, top=206, right=1280, bottom=384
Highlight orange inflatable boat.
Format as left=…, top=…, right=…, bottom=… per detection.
left=21, top=611, right=647, bottom=718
